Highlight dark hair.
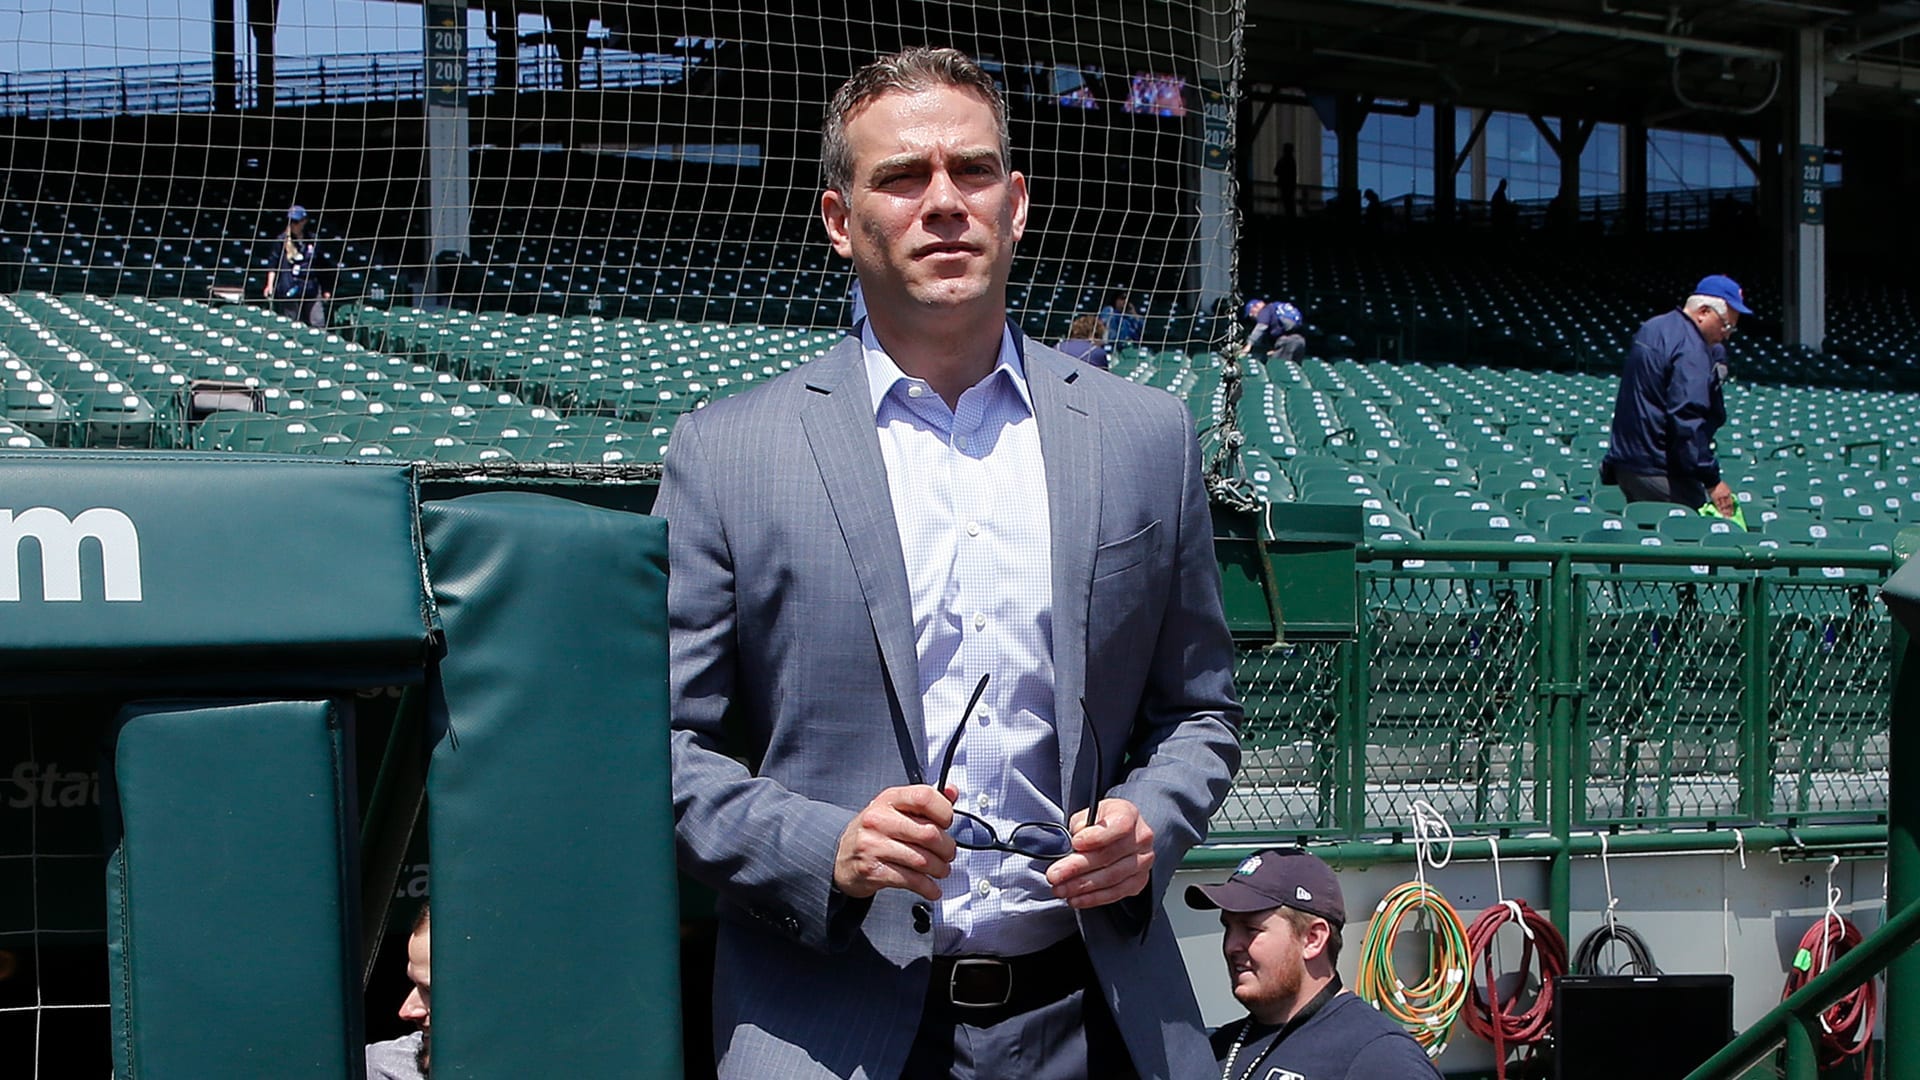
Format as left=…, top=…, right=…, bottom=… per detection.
left=821, top=47, right=1010, bottom=196
left=1278, top=906, right=1341, bottom=967
left=412, top=901, right=431, bottom=934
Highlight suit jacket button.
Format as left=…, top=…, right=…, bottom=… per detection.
left=912, top=903, right=931, bottom=934
left=782, top=916, right=801, bottom=936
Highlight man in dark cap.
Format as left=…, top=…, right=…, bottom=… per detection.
left=1187, top=848, right=1434, bottom=1079
left=1600, top=275, right=1749, bottom=515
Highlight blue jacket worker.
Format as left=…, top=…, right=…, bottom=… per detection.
left=266, top=204, right=329, bottom=329
left=1188, top=848, right=1436, bottom=1079
left=1600, top=275, right=1746, bottom=516
left=1241, top=299, right=1305, bottom=366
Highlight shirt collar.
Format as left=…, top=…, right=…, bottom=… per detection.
left=861, top=320, right=1032, bottom=418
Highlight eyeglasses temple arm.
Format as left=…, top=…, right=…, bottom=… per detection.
left=935, top=672, right=992, bottom=791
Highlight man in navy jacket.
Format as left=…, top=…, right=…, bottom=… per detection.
left=1600, top=275, right=1747, bottom=515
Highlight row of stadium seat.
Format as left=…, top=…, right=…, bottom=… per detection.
left=6, top=296, right=1920, bottom=551
left=1243, top=234, right=1920, bottom=388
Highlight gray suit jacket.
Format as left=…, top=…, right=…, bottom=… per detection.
left=657, top=330, right=1242, bottom=1079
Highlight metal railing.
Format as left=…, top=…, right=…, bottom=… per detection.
left=0, top=45, right=705, bottom=120
left=1215, top=539, right=1894, bottom=839
left=1195, top=528, right=1915, bottom=1076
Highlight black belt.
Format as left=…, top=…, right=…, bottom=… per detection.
left=926, top=936, right=1093, bottom=1024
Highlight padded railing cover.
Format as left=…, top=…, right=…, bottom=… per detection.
left=105, top=698, right=363, bottom=1079
left=0, top=452, right=432, bottom=688
left=423, top=492, right=681, bottom=1079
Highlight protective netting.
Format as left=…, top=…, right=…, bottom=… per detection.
left=1, top=4, right=1242, bottom=1071
left=0, top=3, right=1241, bottom=362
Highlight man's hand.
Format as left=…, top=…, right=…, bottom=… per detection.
left=833, top=784, right=958, bottom=902
left=1710, top=481, right=1737, bottom=518
left=1046, top=798, right=1155, bottom=910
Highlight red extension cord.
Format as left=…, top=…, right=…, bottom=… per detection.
left=1782, top=915, right=1878, bottom=1072
left=1465, top=898, right=1568, bottom=1080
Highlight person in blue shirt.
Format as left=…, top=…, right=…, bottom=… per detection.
left=1098, top=290, right=1143, bottom=344
left=1189, top=848, right=1437, bottom=1079
left=1055, top=314, right=1110, bottom=369
left=1600, top=275, right=1746, bottom=516
left=1238, top=298, right=1305, bottom=367
left=265, top=205, right=330, bottom=329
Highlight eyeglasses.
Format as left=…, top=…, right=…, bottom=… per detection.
left=1709, top=306, right=1736, bottom=337
left=932, top=673, right=1104, bottom=862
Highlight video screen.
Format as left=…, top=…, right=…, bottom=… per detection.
left=1124, top=73, right=1186, bottom=117
left=1052, top=66, right=1099, bottom=110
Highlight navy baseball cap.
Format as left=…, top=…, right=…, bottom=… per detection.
left=1186, top=847, right=1346, bottom=927
left=1243, top=298, right=1266, bottom=318
left=1694, top=274, right=1751, bottom=315
left=287, top=205, right=308, bottom=221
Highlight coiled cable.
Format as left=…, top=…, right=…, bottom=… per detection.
left=1781, top=914, right=1877, bottom=1072
left=1464, top=898, right=1567, bottom=1080
left=1356, top=880, right=1472, bottom=1060
left=1571, top=921, right=1659, bottom=976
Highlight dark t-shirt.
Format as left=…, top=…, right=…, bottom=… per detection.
left=1210, top=993, right=1437, bottom=1080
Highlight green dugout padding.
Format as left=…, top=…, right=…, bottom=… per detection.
left=0, top=452, right=433, bottom=690
left=423, top=492, right=681, bottom=1079
left=105, top=698, right=364, bottom=1079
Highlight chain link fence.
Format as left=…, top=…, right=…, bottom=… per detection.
left=1215, top=563, right=1893, bottom=838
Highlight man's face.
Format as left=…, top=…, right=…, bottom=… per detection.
left=1697, top=299, right=1743, bottom=342
left=1221, top=907, right=1307, bottom=1014
left=820, top=85, right=1027, bottom=321
left=399, top=922, right=432, bottom=1073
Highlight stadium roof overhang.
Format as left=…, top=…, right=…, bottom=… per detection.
left=1243, top=0, right=1920, bottom=132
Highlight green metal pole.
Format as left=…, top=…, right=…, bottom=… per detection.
left=1548, top=553, right=1575, bottom=940
left=1684, top=867, right=1920, bottom=1079
left=1741, top=576, right=1773, bottom=822
left=1887, top=535, right=1920, bottom=1080
left=1189, top=823, right=1889, bottom=869
left=1782, top=1015, right=1816, bottom=1080
left=1343, top=601, right=1369, bottom=839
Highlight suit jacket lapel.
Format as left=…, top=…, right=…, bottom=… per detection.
left=799, top=339, right=928, bottom=775
left=1023, top=337, right=1099, bottom=806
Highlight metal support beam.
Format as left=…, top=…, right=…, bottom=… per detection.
left=1326, top=0, right=1781, bottom=61
left=1782, top=27, right=1826, bottom=349
left=1434, top=104, right=1456, bottom=224
left=1625, top=121, right=1648, bottom=233
left=212, top=0, right=237, bottom=113
left=1832, top=20, right=1920, bottom=62
left=1452, top=108, right=1491, bottom=176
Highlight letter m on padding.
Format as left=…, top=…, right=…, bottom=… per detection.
left=0, top=507, right=144, bottom=602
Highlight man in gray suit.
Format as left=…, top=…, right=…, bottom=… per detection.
left=657, top=47, right=1242, bottom=1079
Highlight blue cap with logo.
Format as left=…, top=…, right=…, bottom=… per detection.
left=287, top=205, right=308, bottom=222
left=1185, top=847, right=1346, bottom=927
left=1694, top=274, right=1751, bottom=315
left=1243, top=298, right=1266, bottom=319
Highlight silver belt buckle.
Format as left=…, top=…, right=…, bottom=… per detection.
left=949, top=957, right=1012, bottom=1008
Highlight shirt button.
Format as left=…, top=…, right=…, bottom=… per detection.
left=975, top=878, right=992, bottom=897
left=907, top=384, right=924, bottom=398
left=977, top=711, right=991, bottom=727
left=967, top=521, right=981, bottom=537
left=956, top=435, right=970, bottom=450
left=973, top=613, right=986, bottom=631
left=975, top=793, right=991, bottom=813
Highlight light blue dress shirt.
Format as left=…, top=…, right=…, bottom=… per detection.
left=861, top=322, right=1074, bottom=957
